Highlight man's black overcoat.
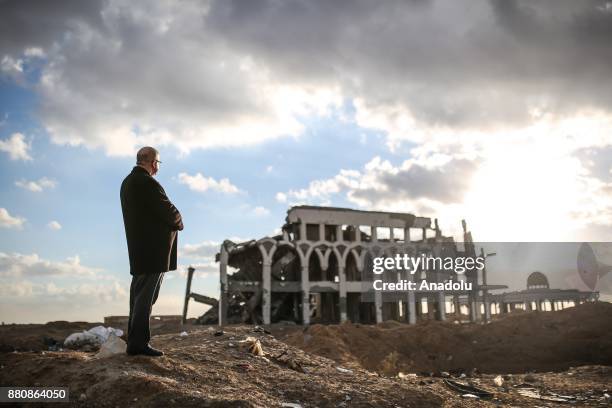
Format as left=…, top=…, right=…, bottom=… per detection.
left=120, top=166, right=183, bottom=275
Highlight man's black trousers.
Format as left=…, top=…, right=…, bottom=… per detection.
left=127, top=272, right=164, bottom=351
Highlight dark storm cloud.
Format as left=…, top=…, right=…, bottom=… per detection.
left=351, top=159, right=479, bottom=205
left=206, top=0, right=612, bottom=127
left=0, top=0, right=611, bottom=153
left=0, top=0, right=105, bottom=55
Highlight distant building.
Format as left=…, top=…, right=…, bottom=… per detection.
left=489, top=271, right=598, bottom=313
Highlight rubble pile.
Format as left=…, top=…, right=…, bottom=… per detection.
left=0, top=326, right=444, bottom=407
left=281, top=302, right=612, bottom=375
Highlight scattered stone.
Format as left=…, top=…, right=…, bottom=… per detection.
left=493, top=375, right=504, bottom=387
left=239, top=336, right=264, bottom=356
left=397, top=372, right=417, bottom=379
left=95, top=333, right=126, bottom=358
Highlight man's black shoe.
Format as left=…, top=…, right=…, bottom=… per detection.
left=126, top=345, right=164, bottom=357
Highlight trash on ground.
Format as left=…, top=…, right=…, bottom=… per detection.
left=43, top=336, right=61, bottom=351
left=64, top=326, right=124, bottom=350
left=443, top=379, right=494, bottom=398
left=336, top=367, right=353, bottom=374
left=516, top=387, right=570, bottom=402
left=398, top=372, right=417, bottom=379
left=179, top=331, right=188, bottom=337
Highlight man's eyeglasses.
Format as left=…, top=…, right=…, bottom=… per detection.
left=153, top=160, right=162, bottom=165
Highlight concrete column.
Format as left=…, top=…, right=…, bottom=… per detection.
left=301, top=265, right=310, bottom=325
left=371, top=226, right=377, bottom=241
left=407, top=289, right=416, bottom=324
left=469, top=296, right=478, bottom=322
left=262, top=259, right=272, bottom=325
left=299, top=222, right=306, bottom=241
left=218, top=247, right=229, bottom=326
left=319, top=223, right=325, bottom=241
left=437, top=291, right=446, bottom=321
left=354, top=225, right=361, bottom=242
left=404, top=227, right=411, bottom=243
left=453, top=295, right=461, bottom=317
left=536, top=300, right=542, bottom=311
left=375, top=289, right=383, bottom=323
left=339, top=264, right=347, bottom=322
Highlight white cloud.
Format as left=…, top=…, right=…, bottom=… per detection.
left=252, top=206, right=270, bottom=216
left=278, top=115, right=612, bottom=241
left=0, top=281, right=34, bottom=297
left=0, top=253, right=101, bottom=278
left=275, top=192, right=287, bottom=203
left=44, top=281, right=128, bottom=303
left=181, top=240, right=220, bottom=259
left=0, top=208, right=26, bottom=229
left=176, top=262, right=218, bottom=278
left=0, top=55, right=23, bottom=82
left=252, top=206, right=270, bottom=217
left=177, top=172, right=240, bottom=194
left=0, top=280, right=127, bottom=303
left=15, top=177, right=57, bottom=192
left=0, top=133, right=31, bottom=161
left=47, top=220, right=62, bottom=230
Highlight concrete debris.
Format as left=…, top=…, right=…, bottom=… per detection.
left=240, top=336, right=264, bottom=356
left=95, top=333, right=127, bottom=358
left=493, top=375, right=504, bottom=387
left=443, top=379, right=493, bottom=399
left=179, top=331, right=188, bottom=337
left=336, top=367, right=353, bottom=374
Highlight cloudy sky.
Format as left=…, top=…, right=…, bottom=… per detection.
left=1, top=0, right=611, bottom=323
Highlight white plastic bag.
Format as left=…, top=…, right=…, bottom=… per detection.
left=64, top=326, right=124, bottom=349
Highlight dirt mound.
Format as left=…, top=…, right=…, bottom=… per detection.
left=0, top=319, right=190, bottom=353
left=0, top=326, right=444, bottom=407
left=281, top=302, right=612, bottom=375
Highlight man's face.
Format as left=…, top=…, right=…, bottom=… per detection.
left=151, top=154, right=160, bottom=176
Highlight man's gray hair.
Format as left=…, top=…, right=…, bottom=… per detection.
left=136, top=146, right=159, bottom=165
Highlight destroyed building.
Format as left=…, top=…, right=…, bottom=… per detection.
left=489, top=271, right=598, bottom=313
left=191, top=205, right=494, bottom=326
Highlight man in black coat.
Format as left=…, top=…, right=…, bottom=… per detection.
left=120, top=146, right=183, bottom=356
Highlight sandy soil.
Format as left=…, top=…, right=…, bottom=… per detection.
left=280, top=302, right=612, bottom=375
left=0, top=303, right=610, bottom=407
left=1, top=326, right=444, bottom=407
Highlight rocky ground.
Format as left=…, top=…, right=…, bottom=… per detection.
left=0, top=303, right=610, bottom=407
